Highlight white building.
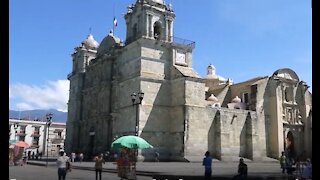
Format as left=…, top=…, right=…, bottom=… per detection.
left=9, top=119, right=66, bottom=156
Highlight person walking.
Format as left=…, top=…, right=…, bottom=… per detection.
left=79, top=153, right=84, bottom=163
left=104, top=151, right=110, bottom=161
left=301, top=158, right=312, bottom=179
left=279, top=151, right=286, bottom=173
left=56, top=151, right=70, bottom=180
left=202, top=151, right=213, bottom=180
left=31, top=151, right=35, bottom=160
left=94, top=153, right=105, bottom=180
left=27, top=151, right=31, bottom=160
left=154, top=151, right=160, bottom=162
left=71, top=152, right=76, bottom=163
left=39, top=152, right=42, bottom=160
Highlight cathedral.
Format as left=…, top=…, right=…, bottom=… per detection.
left=65, top=0, right=312, bottom=161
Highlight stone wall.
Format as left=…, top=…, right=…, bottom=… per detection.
left=183, top=106, right=260, bottom=162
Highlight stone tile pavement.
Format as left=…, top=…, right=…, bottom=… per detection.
left=26, top=159, right=302, bottom=180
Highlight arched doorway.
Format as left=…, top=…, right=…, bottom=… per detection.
left=285, top=131, right=295, bottom=159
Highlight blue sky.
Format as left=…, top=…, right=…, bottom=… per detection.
left=9, top=0, right=312, bottom=112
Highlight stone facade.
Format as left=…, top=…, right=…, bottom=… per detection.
left=66, top=0, right=312, bottom=161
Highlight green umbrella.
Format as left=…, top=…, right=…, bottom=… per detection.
left=111, top=135, right=153, bottom=149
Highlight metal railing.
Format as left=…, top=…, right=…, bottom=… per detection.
left=172, top=36, right=196, bottom=50
left=124, top=34, right=196, bottom=50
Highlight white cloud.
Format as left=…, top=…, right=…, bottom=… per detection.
left=9, top=80, right=70, bottom=112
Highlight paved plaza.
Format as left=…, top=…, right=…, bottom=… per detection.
left=12, top=159, right=303, bottom=180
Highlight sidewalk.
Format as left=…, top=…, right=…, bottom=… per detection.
left=26, top=160, right=297, bottom=180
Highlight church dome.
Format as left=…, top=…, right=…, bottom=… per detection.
left=81, top=34, right=99, bottom=49
left=97, top=32, right=122, bottom=56
left=272, top=68, right=299, bottom=81
left=232, top=96, right=241, bottom=103
left=207, top=94, right=218, bottom=102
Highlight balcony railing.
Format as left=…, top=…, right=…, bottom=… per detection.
left=172, top=36, right=196, bottom=50
left=125, top=34, right=196, bottom=50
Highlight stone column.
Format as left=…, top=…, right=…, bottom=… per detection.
left=148, top=14, right=153, bottom=38
left=168, top=20, right=173, bottom=41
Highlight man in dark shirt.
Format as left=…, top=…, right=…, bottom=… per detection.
left=234, top=158, right=247, bottom=180
left=202, top=151, right=213, bottom=180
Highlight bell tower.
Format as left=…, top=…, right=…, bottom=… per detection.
left=124, top=0, right=175, bottom=44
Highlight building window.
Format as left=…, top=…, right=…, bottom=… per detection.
left=242, top=93, right=249, bottom=104
left=285, top=86, right=294, bottom=102
left=58, top=131, right=62, bottom=138
left=33, top=137, right=39, bottom=146
left=153, top=21, right=162, bottom=40
left=34, top=127, right=40, bottom=135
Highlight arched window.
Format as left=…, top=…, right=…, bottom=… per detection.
left=153, top=21, right=162, bottom=40
left=285, top=86, right=294, bottom=102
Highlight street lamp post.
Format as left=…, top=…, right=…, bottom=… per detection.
left=131, top=91, right=144, bottom=136
left=131, top=91, right=144, bottom=164
left=46, top=113, right=53, bottom=167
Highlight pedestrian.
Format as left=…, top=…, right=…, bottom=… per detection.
left=202, top=151, right=212, bottom=180
left=39, top=152, right=42, bottom=160
left=116, top=152, right=126, bottom=180
left=27, top=151, right=31, bottom=160
left=279, top=151, right=286, bottom=173
left=32, top=151, right=35, bottom=160
left=79, top=153, right=84, bottom=163
left=22, top=153, right=27, bottom=165
left=301, top=158, right=312, bottom=179
left=36, top=149, right=39, bottom=160
left=114, top=152, right=118, bottom=162
left=56, top=150, right=70, bottom=180
left=105, top=151, right=110, bottom=161
left=71, top=152, right=76, bottom=163
left=94, top=153, right=105, bottom=180
left=234, top=158, right=248, bottom=180
left=154, top=151, right=160, bottom=162
left=284, top=137, right=296, bottom=175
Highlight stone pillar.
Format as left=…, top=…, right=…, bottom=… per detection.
left=148, top=14, right=153, bottom=38
left=169, top=20, right=173, bottom=41
left=219, top=111, right=232, bottom=161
